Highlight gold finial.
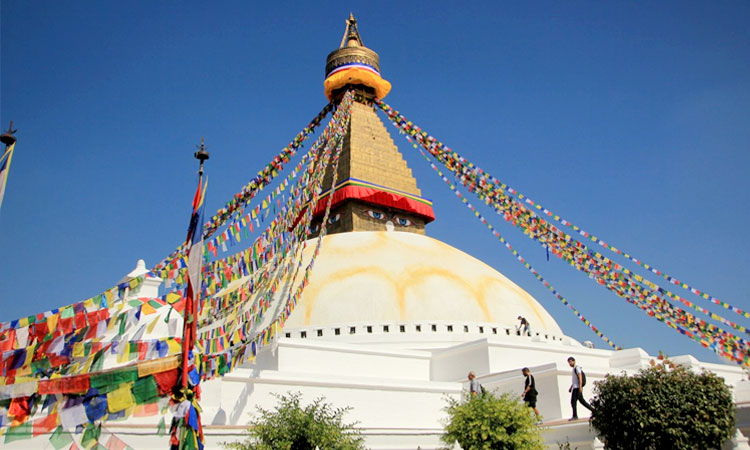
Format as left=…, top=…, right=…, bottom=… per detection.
left=339, top=13, right=364, bottom=48
left=324, top=14, right=392, bottom=101
left=325, top=14, right=380, bottom=78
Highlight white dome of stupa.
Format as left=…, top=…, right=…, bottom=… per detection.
left=283, top=231, right=563, bottom=334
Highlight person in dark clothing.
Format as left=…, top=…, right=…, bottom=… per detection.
left=521, top=367, right=540, bottom=420
left=517, top=316, right=530, bottom=335
left=567, top=356, right=593, bottom=420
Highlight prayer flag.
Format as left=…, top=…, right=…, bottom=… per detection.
left=4, top=421, right=31, bottom=443
left=32, top=411, right=59, bottom=437
left=0, top=143, right=16, bottom=211
left=105, top=434, right=127, bottom=450
left=107, top=384, right=135, bottom=413
left=49, top=425, right=74, bottom=449
left=156, top=416, right=167, bottom=436
left=81, top=422, right=101, bottom=449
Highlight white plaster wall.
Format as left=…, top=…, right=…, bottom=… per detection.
left=277, top=339, right=431, bottom=380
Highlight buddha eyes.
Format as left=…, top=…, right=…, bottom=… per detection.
left=395, top=217, right=412, bottom=226
left=328, top=213, right=341, bottom=224
left=310, top=223, right=320, bottom=233
left=366, top=210, right=385, bottom=220
left=364, top=210, right=412, bottom=226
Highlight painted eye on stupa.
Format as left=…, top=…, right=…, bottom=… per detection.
left=365, top=210, right=386, bottom=221
left=328, top=213, right=341, bottom=224
left=310, top=223, right=320, bottom=233
left=394, top=216, right=412, bottom=226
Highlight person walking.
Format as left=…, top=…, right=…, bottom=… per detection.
left=521, top=367, right=540, bottom=421
left=468, top=371, right=481, bottom=396
left=567, top=356, right=593, bottom=420
left=517, top=316, right=530, bottom=336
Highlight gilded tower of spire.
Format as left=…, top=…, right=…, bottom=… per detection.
left=310, top=15, right=435, bottom=237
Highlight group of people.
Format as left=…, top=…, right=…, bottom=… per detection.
left=467, top=356, right=593, bottom=422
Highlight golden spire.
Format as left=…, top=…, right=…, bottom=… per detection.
left=324, top=14, right=391, bottom=101
left=339, top=13, right=364, bottom=48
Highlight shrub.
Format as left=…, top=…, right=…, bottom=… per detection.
left=224, top=391, right=366, bottom=450
left=442, top=391, right=544, bottom=450
left=590, top=360, right=735, bottom=450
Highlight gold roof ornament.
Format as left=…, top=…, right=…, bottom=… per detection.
left=324, top=14, right=391, bottom=101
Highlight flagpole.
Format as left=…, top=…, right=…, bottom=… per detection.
left=181, top=138, right=210, bottom=389
left=0, top=121, right=18, bottom=213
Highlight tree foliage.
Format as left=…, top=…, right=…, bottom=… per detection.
left=590, top=361, right=735, bottom=450
left=224, top=391, right=366, bottom=450
left=442, top=391, right=544, bottom=450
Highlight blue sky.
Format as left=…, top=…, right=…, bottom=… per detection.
left=2, top=1, right=749, bottom=365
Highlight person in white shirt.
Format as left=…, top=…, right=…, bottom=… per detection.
left=567, top=356, right=593, bottom=420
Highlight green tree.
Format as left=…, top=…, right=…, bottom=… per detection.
left=224, top=391, right=366, bottom=450
left=590, top=359, right=735, bottom=450
left=442, top=391, right=544, bottom=450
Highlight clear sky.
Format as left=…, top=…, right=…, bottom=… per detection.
left=2, top=1, right=749, bottom=365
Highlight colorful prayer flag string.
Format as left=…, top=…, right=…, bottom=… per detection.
left=414, top=144, right=621, bottom=349
left=377, top=99, right=750, bottom=367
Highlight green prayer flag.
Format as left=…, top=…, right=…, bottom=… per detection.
left=4, top=421, right=32, bottom=443
left=89, top=348, right=106, bottom=373
left=180, top=427, right=198, bottom=450
left=157, top=416, right=167, bottom=436
left=118, top=314, right=127, bottom=336
left=81, top=422, right=101, bottom=449
left=132, top=375, right=159, bottom=404
left=32, top=357, right=51, bottom=373
left=90, top=367, right=138, bottom=393
left=49, top=425, right=74, bottom=450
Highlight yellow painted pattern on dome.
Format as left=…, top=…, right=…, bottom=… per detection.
left=281, top=232, right=563, bottom=334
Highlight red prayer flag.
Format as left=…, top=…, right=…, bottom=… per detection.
left=153, top=368, right=179, bottom=396
left=8, top=396, right=31, bottom=422
left=32, top=411, right=58, bottom=437
left=38, top=374, right=90, bottom=394
left=105, top=434, right=127, bottom=450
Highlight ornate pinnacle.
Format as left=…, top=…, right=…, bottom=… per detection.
left=194, top=137, right=210, bottom=176
left=0, top=121, right=17, bottom=147
left=339, top=13, right=363, bottom=48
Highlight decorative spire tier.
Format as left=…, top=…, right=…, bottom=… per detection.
left=324, top=14, right=392, bottom=102
left=310, top=16, right=434, bottom=237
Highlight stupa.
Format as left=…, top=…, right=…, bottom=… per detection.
left=2, top=15, right=750, bottom=450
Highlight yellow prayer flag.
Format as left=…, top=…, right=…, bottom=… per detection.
left=117, top=344, right=130, bottom=363
left=137, top=355, right=180, bottom=377
left=167, top=340, right=181, bottom=355
left=83, top=298, right=95, bottom=309
left=47, top=314, right=59, bottom=332
left=73, top=343, right=85, bottom=358
left=107, top=315, right=118, bottom=331
left=146, top=317, right=160, bottom=334
left=81, top=357, right=93, bottom=374
left=166, top=292, right=181, bottom=304
left=107, top=383, right=135, bottom=412
left=141, top=303, right=157, bottom=315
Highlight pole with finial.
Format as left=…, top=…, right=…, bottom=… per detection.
left=0, top=121, right=18, bottom=211
left=0, top=121, right=17, bottom=148
left=194, top=137, right=209, bottom=177
left=180, top=137, right=209, bottom=391
left=173, top=137, right=209, bottom=448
